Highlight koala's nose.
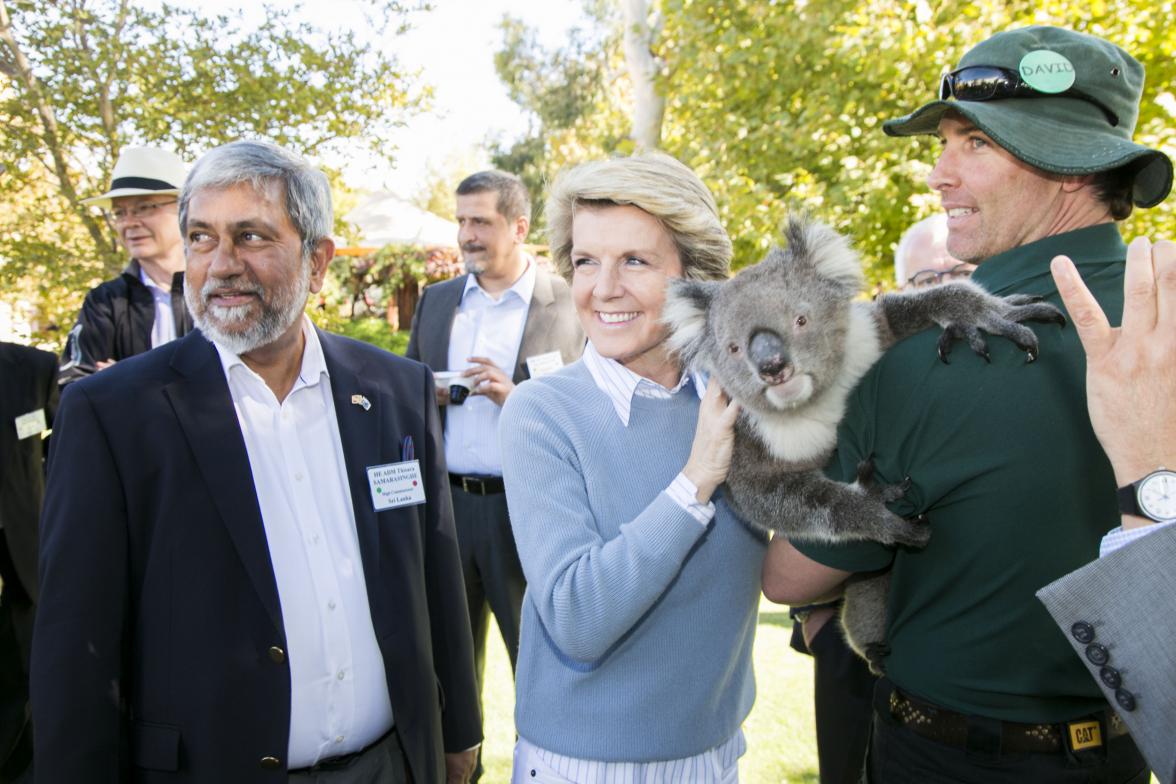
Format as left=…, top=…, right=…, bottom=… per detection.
left=748, top=329, right=791, bottom=381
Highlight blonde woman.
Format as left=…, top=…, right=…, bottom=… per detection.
left=500, top=153, right=768, bottom=783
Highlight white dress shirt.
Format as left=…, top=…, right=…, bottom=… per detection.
left=212, top=318, right=393, bottom=768
left=444, top=261, right=535, bottom=476
left=1100, top=518, right=1176, bottom=557
left=138, top=266, right=176, bottom=349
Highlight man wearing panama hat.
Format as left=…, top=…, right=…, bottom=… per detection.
left=58, top=147, right=193, bottom=385
left=766, top=26, right=1170, bottom=782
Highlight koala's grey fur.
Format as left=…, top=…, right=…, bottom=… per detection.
left=663, top=218, right=1063, bottom=673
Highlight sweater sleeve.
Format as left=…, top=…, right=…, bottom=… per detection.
left=500, top=384, right=708, bottom=663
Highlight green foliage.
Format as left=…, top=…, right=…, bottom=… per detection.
left=0, top=0, right=426, bottom=340
left=309, top=311, right=410, bottom=356
left=320, top=245, right=459, bottom=319
left=490, top=0, right=1174, bottom=285
left=660, top=0, right=1176, bottom=280
left=411, top=147, right=490, bottom=222
left=490, top=9, right=632, bottom=233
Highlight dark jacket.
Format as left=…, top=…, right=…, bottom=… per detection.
left=58, top=260, right=192, bottom=385
left=33, top=329, right=481, bottom=783
left=0, top=342, right=58, bottom=600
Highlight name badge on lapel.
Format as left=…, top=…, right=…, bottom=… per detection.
left=367, top=461, right=427, bottom=511
left=14, top=408, right=48, bottom=440
left=525, top=350, right=564, bottom=378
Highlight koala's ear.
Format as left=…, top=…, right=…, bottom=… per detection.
left=784, top=217, right=864, bottom=294
left=663, top=278, right=721, bottom=367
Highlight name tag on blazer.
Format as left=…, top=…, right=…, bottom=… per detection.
left=525, top=350, right=564, bottom=378
left=367, top=460, right=427, bottom=511
left=14, top=408, right=47, bottom=440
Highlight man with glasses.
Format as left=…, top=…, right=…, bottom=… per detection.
left=59, top=147, right=193, bottom=385
left=894, top=214, right=975, bottom=289
left=765, top=26, right=1171, bottom=782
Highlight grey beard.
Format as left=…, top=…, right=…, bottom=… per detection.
left=462, top=257, right=485, bottom=276
left=185, top=260, right=310, bottom=356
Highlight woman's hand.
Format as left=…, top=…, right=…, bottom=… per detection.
left=683, top=377, right=741, bottom=503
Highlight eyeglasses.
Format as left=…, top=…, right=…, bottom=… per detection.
left=939, top=66, right=1119, bottom=127
left=907, top=263, right=975, bottom=288
left=108, top=200, right=178, bottom=223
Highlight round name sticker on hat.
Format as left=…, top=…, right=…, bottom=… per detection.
left=1019, top=50, right=1076, bottom=93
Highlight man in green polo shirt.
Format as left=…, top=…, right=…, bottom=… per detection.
left=763, top=26, right=1172, bottom=782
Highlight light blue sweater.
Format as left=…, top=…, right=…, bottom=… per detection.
left=499, top=360, right=766, bottom=761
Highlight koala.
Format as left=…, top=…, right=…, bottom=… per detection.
left=663, top=218, right=1064, bottom=673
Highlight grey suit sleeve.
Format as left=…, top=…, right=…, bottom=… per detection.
left=1037, top=524, right=1176, bottom=784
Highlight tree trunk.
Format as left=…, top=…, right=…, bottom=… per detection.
left=621, top=0, right=664, bottom=151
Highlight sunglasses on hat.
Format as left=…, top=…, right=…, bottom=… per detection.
left=939, top=66, right=1119, bottom=127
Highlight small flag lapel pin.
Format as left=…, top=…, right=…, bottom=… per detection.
left=351, top=394, right=371, bottom=411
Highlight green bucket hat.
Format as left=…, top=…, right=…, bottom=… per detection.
left=884, top=26, right=1172, bottom=208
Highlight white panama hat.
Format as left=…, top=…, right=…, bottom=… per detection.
left=81, top=146, right=188, bottom=208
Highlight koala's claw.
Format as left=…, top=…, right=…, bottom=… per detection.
left=875, top=476, right=913, bottom=504
left=937, top=323, right=991, bottom=364
left=1002, top=293, right=1044, bottom=306
left=937, top=325, right=960, bottom=364
left=864, top=643, right=890, bottom=676
left=1007, top=302, right=1067, bottom=328
left=893, top=515, right=932, bottom=548
left=855, top=457, right=878, bottom=485
left=855, top=459, right=911, bottom=504
left=934, top=293, right=1063, bottom=365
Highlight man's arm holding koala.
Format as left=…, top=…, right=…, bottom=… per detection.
left=762, top=536, right=852, bottom=604
left=727, top=425, right=929, bottom=547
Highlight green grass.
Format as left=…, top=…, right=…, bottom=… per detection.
left=479, top=597, right=819, bottom=783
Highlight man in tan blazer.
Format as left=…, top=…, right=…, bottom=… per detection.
left=406, top=170, right=583, bottom=781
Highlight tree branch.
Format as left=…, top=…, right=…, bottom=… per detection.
left=0, top=0, right=108, bottom=250
left=621, top=0, right=664, bottom=151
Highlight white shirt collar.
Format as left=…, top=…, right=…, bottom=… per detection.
left=210, top=315, right=328, bottom=393
left=461, top=255, right=536, bottom=306
left=138, top=265, right=170, bottom=297
left=582, top=341, right=705, bottom=427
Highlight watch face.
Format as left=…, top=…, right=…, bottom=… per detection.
left=1138, top=470, right=1176, bottom=521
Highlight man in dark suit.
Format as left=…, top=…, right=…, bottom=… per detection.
left=0, top=341, right=57, bottom=783
left=406, top=171, right=582, bottom=777
left=33, top=140, right=481, bottom=783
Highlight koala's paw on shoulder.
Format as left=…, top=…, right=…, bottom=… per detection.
left=936, top=286, right=1066, bottom=365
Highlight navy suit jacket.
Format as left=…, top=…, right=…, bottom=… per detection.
left=32, top=329, right=481, bottom=783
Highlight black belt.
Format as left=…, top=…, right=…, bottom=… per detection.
left=886, top=684, right=1128, bottom=755
left=289, top=726, right=397, bottom=774
left=449, top=473, right=505, bottom=495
